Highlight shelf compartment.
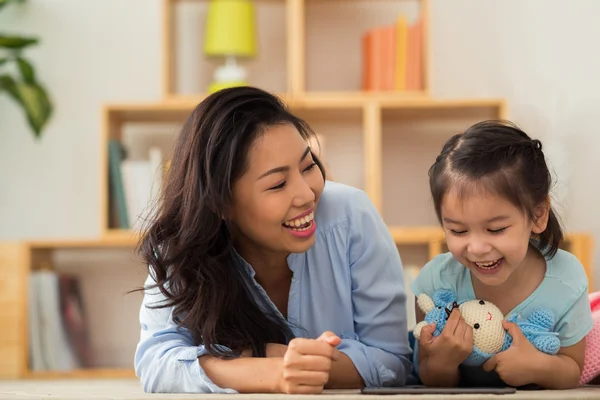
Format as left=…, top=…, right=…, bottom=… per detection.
left=292, top=107, right=365, bottom=192
left=380, top=100, right=505, bottom=228
left=163, top=0, right=288, bottom=100
left=26, top=246, right=145, bottom=376
left=303, top=0, right=428, bottom=94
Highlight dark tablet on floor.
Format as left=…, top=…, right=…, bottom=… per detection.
left=361, top=385, right=517, bottom=395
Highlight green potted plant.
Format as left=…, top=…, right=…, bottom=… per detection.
left=0, top=0, right=52, bottom=139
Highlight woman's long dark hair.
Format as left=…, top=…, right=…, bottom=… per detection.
left=137, top=86, right=325, bottom=358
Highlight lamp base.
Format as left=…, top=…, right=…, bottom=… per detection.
left=207, top=55, right=249, bottom=93
left=207, top=80, right=247, bottom=94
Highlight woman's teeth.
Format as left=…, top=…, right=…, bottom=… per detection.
left=283, top=212, right=314, bottom=230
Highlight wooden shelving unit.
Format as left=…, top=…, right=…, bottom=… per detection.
left=0, top=0, right=593, bottom=381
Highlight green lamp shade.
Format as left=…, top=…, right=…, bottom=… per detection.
left=204, top=0, right=257, bottom=57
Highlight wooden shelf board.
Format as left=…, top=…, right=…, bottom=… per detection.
left=27, top=236, right=138, bottom=250
left=389, top=226, right=444, bottom=245
left=103, top=95, right=505, bottom=119
left=24, top=368, right=135, bottom=380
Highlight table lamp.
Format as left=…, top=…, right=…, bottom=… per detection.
left=204, top=0, right=257, bottom=93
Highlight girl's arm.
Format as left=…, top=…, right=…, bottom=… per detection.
left=414, top=304, right=475, bottom=387
left=483, top=321, right=586, bottom=389
left=414, top=305, right=460, bottom=387
left=530, top=339, right=585, bottom=389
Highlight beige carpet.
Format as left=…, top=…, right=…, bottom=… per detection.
left=0, top=379, right=599, bottom=399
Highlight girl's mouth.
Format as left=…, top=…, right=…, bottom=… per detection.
left=472, top=258, right=504, bottom=274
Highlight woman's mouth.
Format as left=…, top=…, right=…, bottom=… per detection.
left=472, top=258, right=504, bottom=274
left=283, top=211, right=316, bottom=238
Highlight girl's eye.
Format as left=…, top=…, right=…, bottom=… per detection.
left=303, top=162, right=317, bottom=172
left=268, top=181, right=286, bottom=190
left=449, top=229, right=467, bottom=236
left=489, top=227, right=507, bottom=235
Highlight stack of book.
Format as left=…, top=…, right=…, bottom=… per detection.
left=362, top=14, right=423, bottom=92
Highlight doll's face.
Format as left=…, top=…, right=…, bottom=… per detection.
left=459, top=299, right=505, bottom=354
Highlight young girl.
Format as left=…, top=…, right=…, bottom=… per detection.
left=412, top=120, right=593, bottom=389
left=133, top=86, right=413, bottom=394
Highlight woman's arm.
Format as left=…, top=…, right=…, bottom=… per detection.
left=135, top=275, right=237, bottom=394
left=337, top=190, right=414, bottom=388
left=326, top=353, right=364, bottom=388
left=136, top=275, right=340, bottom=394
left=199, top=355, right=281, bottom=392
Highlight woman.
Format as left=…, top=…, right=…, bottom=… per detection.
left=133, top=86, right=413, bottom=394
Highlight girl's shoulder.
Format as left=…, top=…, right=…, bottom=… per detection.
left=545, top=248, right=589, bottom=292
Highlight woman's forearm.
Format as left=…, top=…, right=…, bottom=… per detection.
left=199, top=355, right=281, bottom=393
left=326, top=352, right=364, bottom=389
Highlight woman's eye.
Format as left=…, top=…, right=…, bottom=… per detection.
left=450, top=229, right=467, bottom=236
left=268, top=181, right=286, bottom=190
left=303, top=162, right=317, bottom=172
left=489, top=227, right=507, bottom=235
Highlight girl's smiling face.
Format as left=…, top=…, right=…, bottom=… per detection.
left=441, top=187, right=548, bottom=288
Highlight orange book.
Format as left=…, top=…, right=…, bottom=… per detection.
left=405, top=17, right=423, bottom=91
left=381, top=26, right=396, bottom=90
left=394, top=15, right=408, bottom=91
left=362, top=26, right=395, bottom=91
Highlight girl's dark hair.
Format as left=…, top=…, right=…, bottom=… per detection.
left=137, top=86, right=325, bottom=358
left=428, top=120, right=563, bottom=258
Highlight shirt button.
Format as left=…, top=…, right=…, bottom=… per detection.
left=141, top=323, right=148, bottom=330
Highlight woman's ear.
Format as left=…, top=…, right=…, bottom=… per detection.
left=531, top=196, right=550, bottom=234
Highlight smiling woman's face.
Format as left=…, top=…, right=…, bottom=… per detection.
left=229, top=123, right=325, bottom=258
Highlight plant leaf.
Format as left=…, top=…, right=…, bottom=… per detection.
left=0, top=35, right=38, bottom=49
left=0, top=57, right=8, bottom=67
left=0, top=0, right=26, bottom=11
left=0, top=74, right=19, bottom=98
left=16, top=57, right=35, bottom=83
left=0, top=74, right=52, bottom=138
left=15, top=82, right=52, bottom=138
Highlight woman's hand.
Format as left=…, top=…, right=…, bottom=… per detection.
left=419, top=308, right=473, bottom=368
left=483, top=321, right=544, bottom=387
left=275, top=331, right=342, bottom=394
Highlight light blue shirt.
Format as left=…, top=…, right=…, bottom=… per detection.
left=410, top=248, right=594, bottom=379
left=134, top=181, right=413, bottom=393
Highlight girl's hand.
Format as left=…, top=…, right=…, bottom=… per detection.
left=483, top=321, right=543, bottom=387
left=419, top=308, right=473, bottom=368
left=275, top=331, right=342, bottom=394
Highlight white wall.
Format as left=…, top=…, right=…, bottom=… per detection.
left=1, top=0, right=599, bottom=284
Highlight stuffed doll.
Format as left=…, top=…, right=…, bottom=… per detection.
left=579, top=291, right=600, bottom=385
left=413, top=289, right=561, bottom=366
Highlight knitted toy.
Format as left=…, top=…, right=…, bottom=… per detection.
left=413, top=289, right=561, bottom=366
left=579, top=291, right=600, bottom=385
